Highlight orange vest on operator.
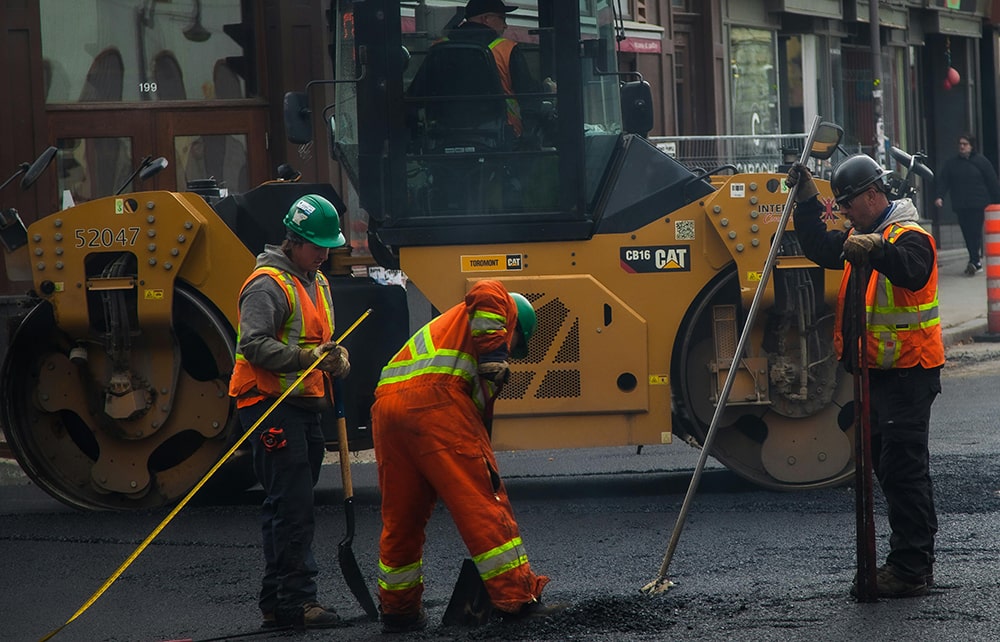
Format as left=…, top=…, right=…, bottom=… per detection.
left=228, top=266, right=335, bottom=408
left=487, top=37, right=523, bottom=137
left=833, top=223, right=944, bottom=370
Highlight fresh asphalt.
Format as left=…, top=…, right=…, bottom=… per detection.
left=1, top=246, right=999, bottom=641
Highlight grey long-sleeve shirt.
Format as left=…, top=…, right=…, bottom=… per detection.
left=236, top=244, right=326, bottom=374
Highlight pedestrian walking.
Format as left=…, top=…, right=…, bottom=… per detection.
left=933, top=133, right=1000, bottom=275
left=228, top=194, right=352, bottom=629
left=788, top=155, right=943, bottom=598
left=372, top=279, right=564, bottom=633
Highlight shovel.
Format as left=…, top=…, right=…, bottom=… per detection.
left=333, top=375, right=380, bottom=620
left=441, top=376, right=501, bottom=627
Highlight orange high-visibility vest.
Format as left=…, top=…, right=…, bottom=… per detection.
left=833, top=223, right=944, bottom=369
left=229, top=267, right=334, bottom=408
left=376, top=280, right=517, bottom=412
left=486, top=37, right=523, bottom=137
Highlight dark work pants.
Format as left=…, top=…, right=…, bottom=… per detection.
left=868, top=366, right=941, bottom=580
left=241, top=400, right=325, bottom=616
left=955, top=207, right=985, bottom=265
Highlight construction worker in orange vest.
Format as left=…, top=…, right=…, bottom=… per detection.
left=788, top=155, right=943, bottom=599
left=373, top=279, right=565, bottom=633
left=229, top=194, right=351, bottom=630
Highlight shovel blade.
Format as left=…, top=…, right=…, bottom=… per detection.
left=442, top=558, right=494, bottom=627
left=338, top=540, right=379, bottom=621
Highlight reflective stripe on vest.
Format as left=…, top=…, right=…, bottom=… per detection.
left=377, top=323, right=489, bottom=411
left=229, top=267, right=334, bottom=402
left=488, top=37, right=522, bottom=136
left=472, top=536, right=529, bottom=581
left=378, top=558, right=424, bottom=592
left=470, top=308, right=505, bottom=338
left=833, top=223, right=943, bottom=369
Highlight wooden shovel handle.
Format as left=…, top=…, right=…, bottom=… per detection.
left=333, top=377, right=353, bottom=498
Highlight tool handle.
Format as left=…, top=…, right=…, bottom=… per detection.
left=333, top=376, right=354, bottom=498
left=852, top=263, right=878, bottom=601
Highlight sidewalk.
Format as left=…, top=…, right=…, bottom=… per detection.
left=936, top=247, right=991, bottom=346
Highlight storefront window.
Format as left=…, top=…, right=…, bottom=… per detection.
left=40, top=0, right=254, bottom=104
left=174, top=134, right=249, bottom=194
left=729, top=27, right=779, bottom=137
left=56, top=137, right=134, bottom=206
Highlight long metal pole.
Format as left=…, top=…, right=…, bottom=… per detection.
left=642, top=115, right=824, bottom=593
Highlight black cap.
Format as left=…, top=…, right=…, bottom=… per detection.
left=465, top=0, right=518, bottom=19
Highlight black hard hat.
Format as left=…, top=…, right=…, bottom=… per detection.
left=465, top=0, right=517, bottom=18
left=830, top=154, right=888, bottom=204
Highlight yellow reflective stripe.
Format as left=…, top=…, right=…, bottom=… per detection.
left=470, top=309, right=506, bottom=337
left=315, top=271, right=334, bottom=332
left=246, top=268, right=310, bottom=394
left=379, top=350, right=476, bottom=385
left=869, top=296, right=940, bottom=327
left=867, top=271, right=941, bottom=368
left=472, top=537, right=529, bottom=581
left=378, top=559, right=423, bottom=592
left=379, top=350, right=478, bottom=386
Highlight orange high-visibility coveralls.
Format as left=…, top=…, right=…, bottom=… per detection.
left=372, top=280, right=548, bottom=616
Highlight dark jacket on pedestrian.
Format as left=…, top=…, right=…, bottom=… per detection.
left=934, top=152, right=1000, bottom=210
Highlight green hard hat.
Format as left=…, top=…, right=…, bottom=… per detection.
left=510, top=292, right=536, bottom=359
left=283, top=194, right=346, bottom=248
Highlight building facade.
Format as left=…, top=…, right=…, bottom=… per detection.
left=1, top=0, right=998, bottom=276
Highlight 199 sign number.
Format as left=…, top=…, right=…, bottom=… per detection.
left=138, top=82, right=158, bottom=94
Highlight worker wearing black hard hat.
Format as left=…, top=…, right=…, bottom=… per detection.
left=787, top=157, right=943, bottom=599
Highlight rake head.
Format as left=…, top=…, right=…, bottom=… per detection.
left=640, top=577, right=676, bottom=595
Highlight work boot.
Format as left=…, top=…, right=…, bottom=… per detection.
left=381, top=608, right=428, bottom=634
left=502, top=599, right=570, bottom=621
left=260, top=612, right=278, bottom=630
left=875, top=565, right=928, bottom=598
left=302, top=602, right=344, bottom=629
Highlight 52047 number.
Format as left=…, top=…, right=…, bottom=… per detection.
left=74, top=227, right=142, bottom=248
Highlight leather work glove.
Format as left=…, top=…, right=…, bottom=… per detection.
left=301, top=341, right=351, bottom=377
left=478, top=361, right=510, bottom=387
left=842, top=232, right=885, bottom=266
left=786, top=163, right=818, bottom=203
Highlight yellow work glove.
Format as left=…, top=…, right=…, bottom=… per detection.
left=842, top=232, right=884, bottom=266
left=786, top=163, right=818, bottom=203
left=301, top=342, right=351, bottom=377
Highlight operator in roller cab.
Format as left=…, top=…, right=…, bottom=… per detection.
left=228, top=194, right=352, bottom=629
left=787, top=156, right=943, bottom=598
left=406, top=0, right=554, bottom=150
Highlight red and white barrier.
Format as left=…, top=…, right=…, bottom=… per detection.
left=985, top=205, right=1000, bottom=334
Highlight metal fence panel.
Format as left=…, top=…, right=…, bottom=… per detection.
left=648, top=134, right=808, bottom=174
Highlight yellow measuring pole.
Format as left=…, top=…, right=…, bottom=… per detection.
left=39, top=308, right=372, bottom=642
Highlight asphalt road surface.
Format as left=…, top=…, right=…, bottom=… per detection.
left=2, top=343, right=1000, bottom=642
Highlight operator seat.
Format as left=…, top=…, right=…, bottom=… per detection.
left=406, top=40, right=517, bottom=214
left=409, top=40, right=513, bottom=153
